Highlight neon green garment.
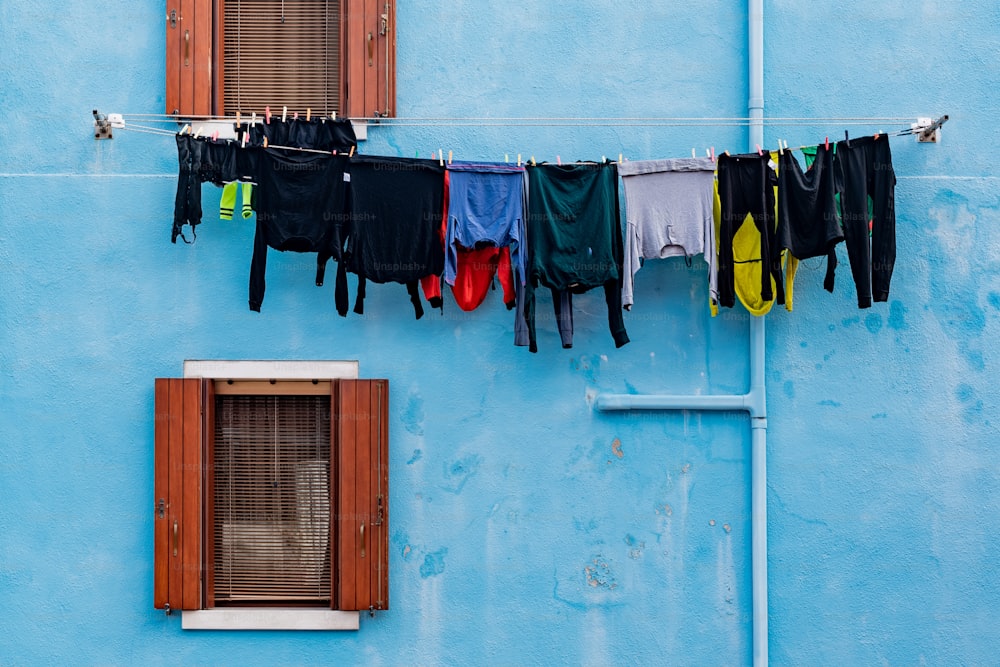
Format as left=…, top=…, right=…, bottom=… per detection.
left=219, top=182, right=254, bottom=220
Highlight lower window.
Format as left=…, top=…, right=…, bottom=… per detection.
left=154, top=369, right=388, bottom=620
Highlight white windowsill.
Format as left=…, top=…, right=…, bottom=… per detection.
left=181, top=609, right=360, bottom=631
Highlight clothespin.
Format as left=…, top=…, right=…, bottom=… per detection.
left=448, top=150, right=453, bottom=165
left=241, top=130, right=247, bottom=148
left=724, top=150, right=730, bottom=156
left=236, top=112, right=241, bottom=126
left=306, top=108, right=311, bottom=121
left=251, top=112, right=257, bottom=127
left=415, top=150, right=419, bottom=158
left=179, top=124, right=190, bottom=135
left=439, top=148, right=444, bottom=167
left=844, top=130, right=850, bottom=146
left=601, top=155, right=606, bottom=163
left=282, top=106, right=288, bottom=123
left=193, top=127, right=202, bottom=139
left=265, top=106, right=271, bottom=124
left=530, top=156, right=535, bottom=166
left=431, top=151, right=435, bottom=160
left=293, top=111, right=298, bottom=120
left=517, top=153, right=522, bottom=167
left=349, top=145, right=355, bottom=157
left=711, top=147, right=716, bottom=162
left=211, top=130, right=219, bottom=141
left=778, top=139, right=784, bottom=154
left=263, top=136, right=268, bottom=148
left=691, top=148, right=696, bottom=158
left=557, top=155, right=561, bottom=165
left=874, top=130, right=880, bottom=140
left=756, top=144, right=763, bottom=156
left=824, top=136, right=829, bottom=151
left=505, top=153, right=509, bottom=163
left=618, top=153, right=623, bottom=164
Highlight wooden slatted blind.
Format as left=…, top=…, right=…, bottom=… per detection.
left=213, top=394, right=332, bottom=603
left=223, top=0, right=341, bottom=117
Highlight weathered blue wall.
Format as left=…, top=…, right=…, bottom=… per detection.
left=0, top=1, right=996, bottom=664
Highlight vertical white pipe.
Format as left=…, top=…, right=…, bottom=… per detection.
left=748, top=1, right=768, bottom=666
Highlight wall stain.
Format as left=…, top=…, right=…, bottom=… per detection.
left=818, top=399, right=841, bottom=407
left=402, top=391, right=425, bottom=436
left=440, top=454, right=482, bottom=494
left=612, top=438, right=624, bottom=459
left=864, top=313, right=883, bottom=334
left=419, top=548, right=448, bottom=578
left=783, top=380, right=795, bottom=399
left=585, top=557, right=617, bottom=589
left=841, top=316, right=860, bottom=328
left=624, top=534, right=645, bottom=559
left=406, top=449, right=423, bottom=465
left=888, top=300, right=909, bottom=330
left=988, top=292, right=1000, bottom=310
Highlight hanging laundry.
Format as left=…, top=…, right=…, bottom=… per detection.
left=443, top=162, right=527, bottom=288
left=345, top=156, right=446, bottom=319
left=618, top=157, right=717, bottom=310
left=246, top=150, right=351, bottom=312
left=777, top=144, right=843, bottom=295
left=247, top=117, right=357, bottom=152
left=523, top=162, right=629, bottom=352
left=835, top=134, right=896, bottom=308
left=172, top=134, right=239, bottom=243
left=716, top=152, right=784, bottom=310
left=451, top=245, right=516, bottom=311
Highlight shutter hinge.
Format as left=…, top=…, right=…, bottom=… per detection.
left=168, top=9, right=178, bottom=29
left=165, top=602, right=172, bottom=616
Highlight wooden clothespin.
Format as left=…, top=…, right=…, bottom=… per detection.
left=282, top=106, right=288, bottom=123
left=448, top=150, right=453, bottom=165
left=531, top=156, right=536, bottom=166
left=265, top=106, right=271, bottom=124
left=306, top=108, right=311, bottom=121
left=263, top=136, right=268, bottom=148
left=349, top=145, right=355, bottom=157
left=179, top=124, right=191, bottom=135
left=236, top=111, right=241, bottom=126
left=618, top=153, right=623, bottom=164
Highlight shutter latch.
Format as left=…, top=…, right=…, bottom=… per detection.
left=168, top=9, right=177, bottom=29
left=156, top=498, right=166, bottom=519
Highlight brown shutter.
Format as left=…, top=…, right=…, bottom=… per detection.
left=166, top=0, right=214, bottom=116
left=343, top=0, right=395, bottom=118
left=334, top=379, right=389, bottom=611
left=153, top=378, right=205, bottom=611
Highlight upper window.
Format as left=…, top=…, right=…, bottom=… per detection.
left=165, top=0, right=396, bottom=119
left=153, top=366, right=388, bottom=623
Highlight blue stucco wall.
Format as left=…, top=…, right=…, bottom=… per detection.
left=1, top=1, right=997, bottom=665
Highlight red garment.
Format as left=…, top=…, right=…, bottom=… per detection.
left=451, top=245, right=516, bottom=311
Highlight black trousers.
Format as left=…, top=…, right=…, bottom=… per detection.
left=717, top=153, right=783, bottom=308
left=835, top=135, right=896, bottom=308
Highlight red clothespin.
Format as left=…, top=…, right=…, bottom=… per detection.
left=211, top=130, right=219, bottom=141
left=557, top=155, right=561, bottom=165
left=756, top=144, right=763, bottom=156
left=711, top=147, right=716, bottom=162
left=265, top=106, right=271, bottom=124
left=824, top=136, right=829, bottom=151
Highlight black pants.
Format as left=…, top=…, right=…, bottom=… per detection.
left=717, top=153, right=783, bottom=308
left=835, top=135, right=896, bottom=308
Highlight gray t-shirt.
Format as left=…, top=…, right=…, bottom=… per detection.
left=618, top=157, right=717, bottom=309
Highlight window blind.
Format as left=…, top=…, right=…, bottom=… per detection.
left=213, top=394, right=332, bottom=602
left=223, top=0, right=341, bottom=117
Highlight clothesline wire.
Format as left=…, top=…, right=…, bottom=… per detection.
left=114, top=113, right=920, bottom=123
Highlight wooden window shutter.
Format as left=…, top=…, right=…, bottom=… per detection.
left=166, top=0, right=214, bottom=116
left=154, top=378, right=209, bottom=611
left=334, top=379, right=389, bottom=611
left=343, top=0, right=396, bottom=118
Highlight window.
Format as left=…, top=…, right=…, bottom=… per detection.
left=165, top=0, right=396, bottom=119
left=153, top=362, right=388, bottom=629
